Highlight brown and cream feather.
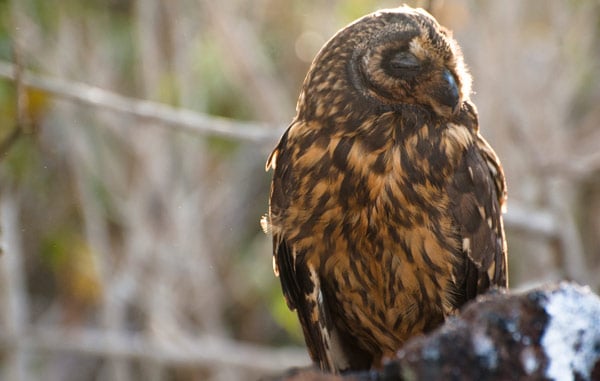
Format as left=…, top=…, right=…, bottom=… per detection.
left=263, top=6, right=507, bottom=373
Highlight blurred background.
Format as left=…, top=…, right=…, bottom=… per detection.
left=0, top=0, right=599, bottom=380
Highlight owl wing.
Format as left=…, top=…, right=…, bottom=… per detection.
left=448, top=132, right=508, bottom=306
left=266, top=130, right=345, bottom=372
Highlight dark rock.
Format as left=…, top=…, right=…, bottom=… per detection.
left=270, top=282, right=600, bottom=381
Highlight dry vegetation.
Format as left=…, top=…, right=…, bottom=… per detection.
left=0, top=1, right=598, bottom=380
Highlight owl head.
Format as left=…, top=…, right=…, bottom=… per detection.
left=297, top=6, right=471, bottom=121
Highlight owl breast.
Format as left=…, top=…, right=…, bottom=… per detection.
left=285, top=115, right=464, bottom=358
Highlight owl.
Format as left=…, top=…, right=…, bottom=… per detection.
left=263, top=6, right=507, bottom=373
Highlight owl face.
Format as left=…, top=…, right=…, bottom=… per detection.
left=299, top=7, right=471, bottom=121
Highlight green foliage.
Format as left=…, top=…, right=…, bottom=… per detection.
left=337, top=0, right=374, bottom=21
left=194, top=37, right=255, bottom=121
left=41, top=228, right=103, bottom=307
left=1, top=132, right=39, bottom=184
left=268, top=286, right=304, bottom=343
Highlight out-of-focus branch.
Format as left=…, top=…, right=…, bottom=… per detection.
left=0, top=31, right=29, bottom=160
left=0, top=60, right=283, bottom=144
left=201, top=0, right=293, bottom=123
left=503, top=201, right=560, bottom=239
left=0, top=327, right=309, bottom=373
left=0, top=192, right=30, bottom=381
left=0, top=127, right=21, bottom=160
left=12, top=34, right=31, bottom=134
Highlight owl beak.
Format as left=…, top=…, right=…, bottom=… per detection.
left=439, top=69, right=461, bottom=114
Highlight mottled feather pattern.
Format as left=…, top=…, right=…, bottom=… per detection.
left=264, top=6, right=507, bottom=373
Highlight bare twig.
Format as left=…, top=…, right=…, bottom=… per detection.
left=200, top=0, right=293, bottom=123
left=503, top=201, right=560, bottom=239
left=547, top=180, right=589, bottom=284
left=0, top=17, right=30, bottom=161
left=0, top=127, right=21, bottom=160
left=0, top=191, right=30, bottom=381
left=0, top=60, right=283, bottom=144
left=0, top=327, right=309, bottom=373
left=12, top=34, right=31, bottom=134
left=0, top=6, right=31, bottom=380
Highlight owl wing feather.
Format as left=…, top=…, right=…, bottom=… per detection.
left=267, top=133, right=347, bottom=372
left=448, top=132, right=507, bottom=306
left=272, top=235, right=329, bottom=365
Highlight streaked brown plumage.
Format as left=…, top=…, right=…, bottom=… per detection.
left=262, top=6, right=508, bottom=373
